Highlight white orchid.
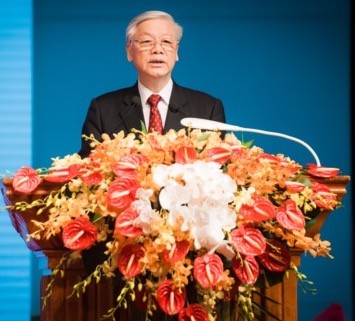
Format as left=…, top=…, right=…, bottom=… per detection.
left=132, top=188, right=161, bottom=234
left=153, top=161, right=238, bottom=252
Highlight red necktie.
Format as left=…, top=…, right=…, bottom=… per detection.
left=148, top=94, right=163, bottom=134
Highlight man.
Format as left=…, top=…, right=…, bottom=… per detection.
left=79, top=10, right=225, bottom=158
left=79, top=10, right=226, bottom=321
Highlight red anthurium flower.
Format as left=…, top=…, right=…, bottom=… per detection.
left=157, top=280, right=186, bottom=315
left=12, top=166, right=41, bottom=193
left=259, top=153, right=281, bottom=165
left=114, top=207, right=142, bottom=237
left=306, top=163, right=340, bottom=178
left=178, top=303, right=209, bottom=321
left=62, top=217, right=98, bottom=250
left=162, top=240, right=190, bottom=263
left=113, top=154, right=147, bottom=176
left=106, top=177, right=140, bottom=211
left=78, top=166, right=103, bottom=185
left=117, top=244, right=145, bottom=278
left=240, top=195, right=277, bottom=221
left=147, top=134, right=164, bottom=151
left=257, top=239, right=291, bottom=272
left=44, top=164, right=81, bottom=183
left=193, top=253, right=224, bottom=288
left=175, top=146, right=198, bottom=164
left=206, top=147, right=231, bottom=165
left=311, top=181, right=332, bottom=193
left=260, top=153, right=289, bottom=167
left=285, top=181, right=306, bottom=193
left=231, top=254, right=259, bottom=285
left=230, top=148, right=247, bottom=161
left=311, top=182, right=338, bottom=210
left=260, top=153, right=301, bottom=173
left=230, top=226, right=266, bottom=256
left=276, top=199, right=305, bottom=231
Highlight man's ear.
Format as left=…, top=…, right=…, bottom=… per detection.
left=126, top=44, right=133, bottom=62
left=175, top=51, right=179, bottom=62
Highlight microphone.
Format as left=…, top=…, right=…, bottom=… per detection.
left=131, top=96, right=141, bottom=107
left=180, top=117, right=321, bottom=166
left=168, top=102, right=180, bottom=113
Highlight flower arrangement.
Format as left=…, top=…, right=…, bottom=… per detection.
left=8, top=128, right=341, bottom=321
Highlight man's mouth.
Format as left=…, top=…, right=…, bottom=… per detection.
left=149, top=60, right=165, bottom=65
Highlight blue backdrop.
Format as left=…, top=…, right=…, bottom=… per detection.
left=33, top=1, right=352, bottom=320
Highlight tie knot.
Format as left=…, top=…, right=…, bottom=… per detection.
left=148, top=94, right=161, bottom=108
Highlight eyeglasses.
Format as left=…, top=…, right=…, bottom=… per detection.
left=130, top=39, right=179, bottom=51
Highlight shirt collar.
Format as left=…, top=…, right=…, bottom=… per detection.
left=138, top=79, right=173, bottom=105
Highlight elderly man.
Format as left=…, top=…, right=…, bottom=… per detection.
left=79, top=10, right=225, bottom=157
left=80, top=10, right=226, bottom=321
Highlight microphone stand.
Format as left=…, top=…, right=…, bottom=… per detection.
left=181, top=117, right=321, bottom=166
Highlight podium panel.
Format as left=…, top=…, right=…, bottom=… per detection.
left=1, top=176, right=350, bottom=321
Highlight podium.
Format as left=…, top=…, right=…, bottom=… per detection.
left=1, top=179, right=116, bottom=321
left=1, top=175, right=350, bottom=321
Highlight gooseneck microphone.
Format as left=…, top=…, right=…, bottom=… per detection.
left=180, top=117, right=321, bottom=166
left=168, top=102, right=180, bottom=113
left=131, top=96, right=141, bottom=107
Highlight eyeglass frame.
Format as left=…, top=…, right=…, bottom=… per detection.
left=129, top=38, right=179, bottom=51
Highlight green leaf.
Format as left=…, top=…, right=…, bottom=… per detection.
left=297, top=177, right=312, bottom=187
left=140, top=121, right=148, bottom=134
left=197, top=132, right=211, bottom=141
left=242, top=139, right=254, bottom=148
left=90, top=213, right=104, bottom=223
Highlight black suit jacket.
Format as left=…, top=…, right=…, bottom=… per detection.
left=80, top=82, right=225, bottom=319
left=79, top=81, right=225, bottom=157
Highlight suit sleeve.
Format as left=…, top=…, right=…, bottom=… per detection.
left=78, top=99, right=103, bottom=158
left=210, top=98, right=226, bottom=123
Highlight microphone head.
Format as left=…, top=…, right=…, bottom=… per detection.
left=168, top=102, right=179, bottom=113
left=131, top=96, right=141, bottom=107
left=181, top=118, right=227, bottom=131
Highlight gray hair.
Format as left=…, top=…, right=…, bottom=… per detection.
left=126, top=11, right=183, bottom=43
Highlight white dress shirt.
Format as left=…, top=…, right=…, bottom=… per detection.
left=138, top=79, right=173, bottom=128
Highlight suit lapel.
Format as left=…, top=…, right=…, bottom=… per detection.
left=164, top=83, right=189, bottom=132
left=119, top=83, right=191, bottom=133
left=120, top=85, right=145, bottom=132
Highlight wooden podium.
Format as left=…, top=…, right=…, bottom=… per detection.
left=1, top=179, right=117, bottom=321
left=1, top=176, right=350, bottom=321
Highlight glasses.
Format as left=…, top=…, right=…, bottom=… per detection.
left=130, top=38, right=179, bottom=51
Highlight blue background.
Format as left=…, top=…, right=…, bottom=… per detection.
left=30, top=1, right=352, bottom=320
left=0, top=1, right=32, bottom=320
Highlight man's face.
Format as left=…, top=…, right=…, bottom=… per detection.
left=126, top=18, right=179, bottom=84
